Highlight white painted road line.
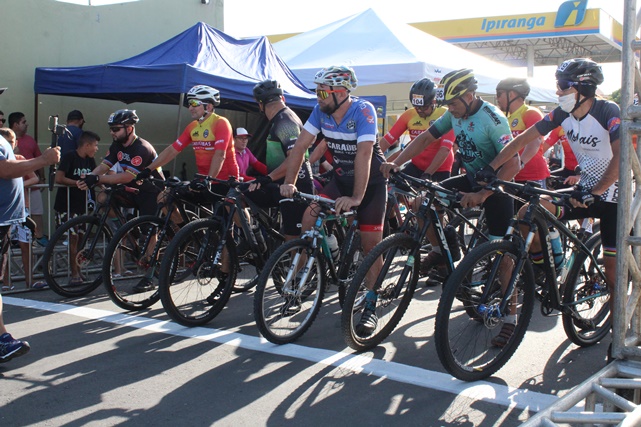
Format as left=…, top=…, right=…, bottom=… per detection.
left=6, top=296, right=559, bottom=412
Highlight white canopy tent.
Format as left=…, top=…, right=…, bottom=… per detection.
left=274, top=8, right=558, bottom=104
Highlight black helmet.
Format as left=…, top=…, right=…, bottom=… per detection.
left=186, top=85, right=221, bottom=107
left=555, top=58, right=604, bottom=87
left=253, top=79, right=284, bottom=104
left=437, top=69, right=478, bottom=103
left=496, top=77, right=531, bottom=98
left=107, top=109, right=139, bottom=126
left=409, top=78, right=436, bottom=107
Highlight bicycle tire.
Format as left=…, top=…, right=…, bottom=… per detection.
left=158, top=218, right=237, bottom=327
left=434, top=239, right=535, bottom=381
left=341, top=233, right=419, bottom=352
left=337, top=228, right=362, bottom=308
left=253, top=239, right=326, bottom=344
left=43, top=214, right=111, bottom=297
left=562, top=232, right=611, bottom=346
left=102, top=215, right=169, bottom=311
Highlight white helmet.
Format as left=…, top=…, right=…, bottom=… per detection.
left=186, top=85, right=221, bottom=106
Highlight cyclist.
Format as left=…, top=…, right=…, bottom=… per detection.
left=477, top=58, right=620, bottom=345
left=542, top=126, right=580, bottom=186
left=381, top=68, right=520, bottom=279
left=280, top=65, right=387, bottom=334
left=247, top=79, right=314, bottom=241
left=379, top=78, right=454, bottom=181
left=137, top=85, right=239, bottom=214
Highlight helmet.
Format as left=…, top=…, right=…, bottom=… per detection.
left=253, top=79, right=283, bottom=104
left=496, top=77, right=531, bottom=98
left=555, top=58, right=604, bottom=86
left=313, top=65, right=358, bottom=91
left=107, top=109, right=139, bottom=126
left=409, top=78, right=436, bottom=107
left=438, top=69, right=478, bottom=103
left=186, top=85, right=221, bottom=106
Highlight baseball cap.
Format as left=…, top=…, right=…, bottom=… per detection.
left=67, top=110, right=84, bottom=121
left=234, top=127, right=252, bottom=137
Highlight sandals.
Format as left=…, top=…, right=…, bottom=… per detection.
left=491, top=322, right=516, bottom=347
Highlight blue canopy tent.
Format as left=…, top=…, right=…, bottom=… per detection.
left=34, top=21, right=317, bottom=112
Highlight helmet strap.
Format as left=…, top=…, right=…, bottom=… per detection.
left=327, top=92, right=349, bottom=115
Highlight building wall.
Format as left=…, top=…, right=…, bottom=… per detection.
left=0, top=0, right=225, bottom=169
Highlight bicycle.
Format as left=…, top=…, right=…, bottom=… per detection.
left=253, top=192, right=362, bottom=344
left=341, top=171, right=489, bottom=351
left=434, top=179, right=610, bottom=381
left=157, top=177, right=284, bottom=327
left=42, top=184, right=138, bottom=297
left=101, top=177, right=210, bottom=311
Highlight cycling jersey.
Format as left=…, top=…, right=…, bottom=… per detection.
left=304, top=97, right=386, bottom=186
left=431, top=99, right=513, bottom=176
left=545, top=127, right=578, bottom=172
left=102, top=137, right=163, bottom=193
left=535, top=99, right=621, bottom=203
left=383, top=107, right=454, bottom=173
left=172, top=113, right=239, bottom=179
left=266, top=107, right=313, bottom=183
left=508, top=104, right=550, bottom=182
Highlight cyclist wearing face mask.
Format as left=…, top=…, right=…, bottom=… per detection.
left=77, top=109, right=164, bottom=217
left=477, top=58, right=621, bottom=291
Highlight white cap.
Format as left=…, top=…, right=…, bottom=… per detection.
left=235, top=127, right=252, bottom=137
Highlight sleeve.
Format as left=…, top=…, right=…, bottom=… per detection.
left=172, top=122, right=195, bottom=152
left=604, top=102, right=621, bottom=143
left=383, top=110, right=412, bottom=144
left=429, top=112, right=452, bottom=139
left=355, top=101, right=378, bottom=143
left=274, top=119, right=302, bottom=153
left=34, top=140, right=42, bottom=157
left=544, top=127, right=561, bottom=147
left=0, top=143, right=9, bottom=161
left=212, top=118, right=233, bottom=151
left=439, top=129, right=455, bottom=150
left=522, top=107, right=544, bottom=128
left=303, top=106, right=322, bottom=136
left=487, top=117, right=513, bottom=153
left=58, top=152, right=73, bottom=176
left=535, top=108, right=565, bottom=136
left=101, top=142, right=118, bottom=167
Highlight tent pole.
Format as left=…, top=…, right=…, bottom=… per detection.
left=170, top=93, right=185, bottom=178
left=34, top=94, right=39, bottom=142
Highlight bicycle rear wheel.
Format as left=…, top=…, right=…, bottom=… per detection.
left=253, top=239, right=325, bottom=344
left=562, top=232, right=611, bottom=346
left=102, top=215, right=168, bottom=311
left=158, top=218, right=236, bottom=326
left=341, top=233, right=419, bottom=352
left=43, top=215, right=111, bottom=297
left=435, top=239, right=535, bottom=381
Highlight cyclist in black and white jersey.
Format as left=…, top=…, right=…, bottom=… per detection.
left=478, top=58, right=620, bottom=291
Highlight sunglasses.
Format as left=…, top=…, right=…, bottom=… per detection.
left=557, top=80, right=578, bottom=91
left=0, top=119, right=5, bottom=124
left=187, top=99, right=207, bottom=108
left=109, top=126, right=124, bottom=133
left=315, top=88, right=346, bottom=100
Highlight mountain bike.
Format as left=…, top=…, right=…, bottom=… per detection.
left=43, top=184, right=137, bottom=297
left=253, top=192, right=361, bottom=344
left=157, top=177, right=284, bottom=327
left=341, top=171, right=489, bottom=351
left=101, top=177, right=209, bottom=311
left=434, top=179, right=610, bottom=381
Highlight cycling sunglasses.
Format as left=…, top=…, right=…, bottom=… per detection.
left=315, top=88, right=347, bottom=100
left=556, top=80, right=578, bottom=91
left=187, top=99, right=207, bottom=108
left=109, top=126, right=124, bottom=133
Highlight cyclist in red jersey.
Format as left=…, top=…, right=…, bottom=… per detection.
left=379, top=78, right=455, bottom=182
left=542, top=126, right=580, bottom=185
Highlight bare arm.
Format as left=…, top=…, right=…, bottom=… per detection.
left=0, top=147, right=59, bottom=180
left=392, top=129, right=437, bottom=167
left=519, top=136, right=543, bottom=166
left=591, top=138, right=620, bottom=196
left=284, top=129, right=316, bottom=186
left=145, top=145, right=180, bottom=172
left=424, top=146, right=451, bottom=176
left=55, top=169, right=77, bottom=186
left=207, top=149, right=225, bottom=178
left=488, top=126, right=542, bottom=171
left=308, top=139, right=328, bottom=165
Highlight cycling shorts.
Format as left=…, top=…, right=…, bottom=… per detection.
left=319, top=179, right=387, bottom=232
left=559, top=200, right=617, bottom=254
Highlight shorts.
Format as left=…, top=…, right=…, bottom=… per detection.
left=245, top=178, right=314, bottom=236
left=558, top=200, right=617, bottom=254
left=114, top=187, right=161, bottom=217
left=319, top=179, right=387, bottom=232
left=174, top=183, right=229, bottom=213
left=440, top=174, right=514, bottom=238
left=27, top=187, right=44, bottom=215
left=11, top=208, right=31, bottom=243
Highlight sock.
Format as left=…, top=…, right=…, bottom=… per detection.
left=504, top=314, right=517, bottom=324
left=530, top=252, right=544, bottom=265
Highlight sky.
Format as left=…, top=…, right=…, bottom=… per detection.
left=224, top=0, right=626, bottom=94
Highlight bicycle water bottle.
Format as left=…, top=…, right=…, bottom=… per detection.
left=252, top=224, right=267, bottom=253
left=549, top=227, right=563, bottom=268
left=326, top=233, right=340, bottom=263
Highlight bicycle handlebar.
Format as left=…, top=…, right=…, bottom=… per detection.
left=482, top=178, right=590, bottom=207
left=389, top=171, right=462, bottom=205
left=284, top=192, right=356, bottom=217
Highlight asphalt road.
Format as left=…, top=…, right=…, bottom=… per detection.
left=0, top=282, right=610, bottom=426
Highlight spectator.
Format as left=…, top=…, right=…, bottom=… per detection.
left=9, top=112, right=48, bottom=247
left=0, top=110, right=5, bottom=128
left=0, top=104, right=60, bottom=361
left=58, top=110, right=85, bottom=156
left=234, top=127, right=266, bottom=180
left=54, top=131, right=99, bottom=286
left=0, top=128, right=45, bottom=289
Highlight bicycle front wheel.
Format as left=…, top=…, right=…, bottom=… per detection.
left=43, top=215, right=111, bottom=297
left=253, top=239, right=326, bottom=344
left=341, top=233, right=419, bottom=352
left=158, top=219, right=237, bottom=327
left=102, top=215, right=168, bottom=311
left=435, top=239, right=535, bottom=381
left=562, top=232, right=611, bottom=346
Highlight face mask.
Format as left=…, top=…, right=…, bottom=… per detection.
left=558, top=93, right=576, bottom=113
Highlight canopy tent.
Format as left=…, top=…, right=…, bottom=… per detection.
left=274, top=8, right=558, bottom=103
left=34, top=22, right=317, bottom=112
